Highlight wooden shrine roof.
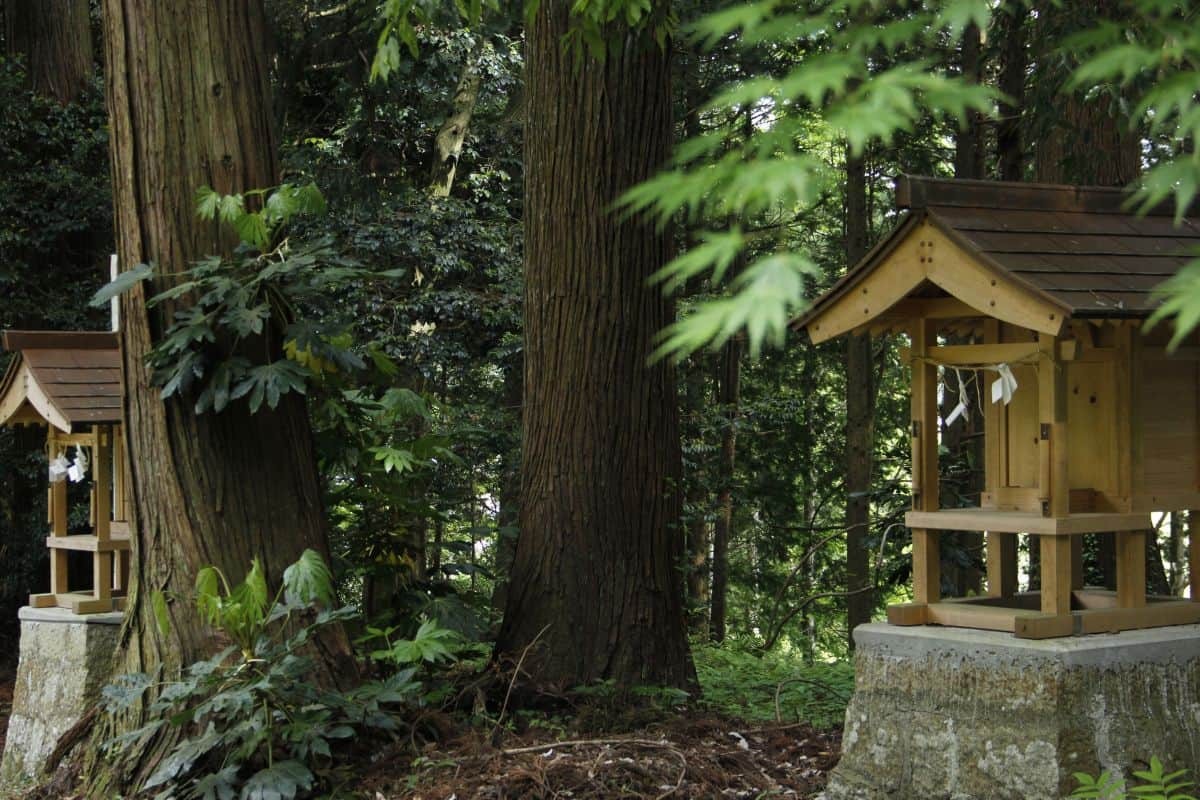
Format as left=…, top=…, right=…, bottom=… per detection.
left=0, top=331, right=122, bottom=432
left=797, top=176, right=1200, bottom=341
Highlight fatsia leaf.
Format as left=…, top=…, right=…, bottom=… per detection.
left=195, top=566, right=223, bottom=627
left=239, top=760, right=314, bottom=800
left=282, top=548, right=335, bottom=608
left=196, top=186, right=222, bottom=220
left=244, top=558, right=270, bottom=619
left=89, top=263, right=154, bottom=308
left=232, top=212, right=270, bottom=251
left=101, top=672, right=155, bottom=711
left=194, top=766, right=239, bottom=800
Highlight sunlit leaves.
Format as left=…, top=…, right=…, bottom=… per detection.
left=652, top=252, right=818, bottom=362
left=649, top=229, right=745, bottom=293
left=1147, top=255, right=1200, bottom=350
left=628, top=0, right=997, bottom=358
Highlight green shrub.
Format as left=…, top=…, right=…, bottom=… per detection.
left=102, top=550, right=424, bottom=800
left=693, top=641, right=852, bottom=728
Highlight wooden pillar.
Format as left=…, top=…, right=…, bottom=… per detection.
left=1037, top=333, right=1074, bottom=615
left=48, top=431, right=68, bottom=595
left=1038, top=333, right=1069, bottom=518
left=1117, top=530, right=1147, bottom=609
left=911, top=318, right=940, bottom=603
left=93, top=425, right=111, bottom=541
left=113, top=423, right=127, bottom=521
left=1040, top=535, right=1073, bottom=615
left=986, top=532, right=1017, bottom=598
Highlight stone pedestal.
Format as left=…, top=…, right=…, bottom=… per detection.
left=0, top=605, right=122, bottom=786
left=825, top=622, right=1200, bottom=800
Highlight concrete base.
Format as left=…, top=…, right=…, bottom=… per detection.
left=825, top=622, right=1200, bottom=800
left=0, top=606, right=122, bottom=786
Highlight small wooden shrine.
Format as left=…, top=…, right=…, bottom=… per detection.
left=0, top=331, right=128, bottom=614
left=799, top=176, right=1200, bottom=638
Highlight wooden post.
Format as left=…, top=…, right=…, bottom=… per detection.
left=1117, top=530, right=1147, bottom=608
left=48, top=431, right=69, bottom=596
left=1038, top=333, right=1069, bottom=518
left=911, top=319, right=940, bottom=603
left=93, top=552, right=112, bottom=601
left=983, top=320, right=1002, bottom=492
left=1036, top=333, right=1075, bottom=617
left=93, top=425, right=111, bottom=541
left=986, top=532, right=1017, bottom=598
left=113, top=424, right=127, bottom=521
left=1040, top=535, right=1073, bottom=615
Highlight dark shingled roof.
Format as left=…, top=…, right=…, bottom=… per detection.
left=905, top=177, right=1200, bottom=316
left=803, top=176, right=1200, bottom=327
left=0, top=331, right=122, bottom=432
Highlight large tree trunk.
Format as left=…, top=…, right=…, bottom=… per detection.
left=709, top=335, right=741, bottom=644
left=85, top=1, right=349, bottom=792
left=1033, top=0, right=1140, bottom=186
left=495, top=2, right=694, bottom=690
left=995, top=4, right=1028, bottom=181
left=844, top=148, right=874, bottom=647
left=953, top=23, right=985, bottom=180
left=3, top=0, right=93, bottom=104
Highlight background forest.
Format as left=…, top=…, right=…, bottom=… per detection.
left=0, top=0, right=1198, bottom=797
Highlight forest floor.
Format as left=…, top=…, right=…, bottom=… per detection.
left=358, top=715, right=841, bottom=799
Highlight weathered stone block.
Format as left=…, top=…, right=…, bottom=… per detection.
left=0, top=606, right=122, bottom=787
left=825, top=622, right=1200, bottom=800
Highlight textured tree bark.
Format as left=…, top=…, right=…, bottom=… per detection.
left=709, top=335, right=741, bottom=644
left=1033, top=0, right=1140, bottom=186
left=952, top=23, right=985, bottom=181
left=495, top=1, right=694, bottom=690
left=844, top=149, right=875, bottom=646
left=996, top=4, right=1028, bottom=182
left=85, top=0, right=350, bottom=791
left=3, top=0, right=93, bottom=104
left=429, top=39, right=484, bottom=197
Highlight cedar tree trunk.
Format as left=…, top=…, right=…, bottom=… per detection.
left=952, top=23, right=985, bottom=180
left=3, top=0, right=92, bottom=104
left=495, top=2, right=694, bottom=690
left=1033, top=0, right=1140, bottom=186
left=996, top=4, right=1028, bottom=181
left=844, top=148, right=875, bottom=645
left=85, top=0, right=350, bottom=791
